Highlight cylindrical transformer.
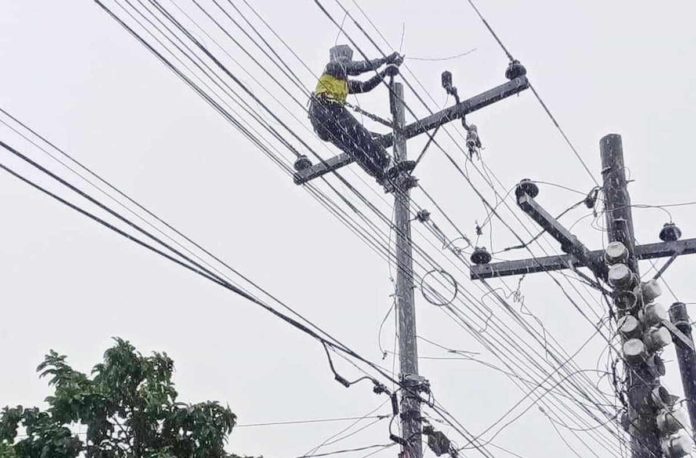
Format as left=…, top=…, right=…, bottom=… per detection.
left=615, top=289, right=638, bottom=314
left=608, top=263, right=635, bottom=289
left=618, top=315, right=642, bottom=339
left=645, top=326, right=672, bottom=352
left=605, top=241, right=629, bottom=264
left=642, top=279, right=663, bottom=302
left=623, top=338, right=647, bottom=363
left=661, top=430, right=693, bottom=458
left=643, top=302, right=669, bottom=327
left=657, top=408, right=689, bottom=435
left=644, top=326, right=671, bottom=352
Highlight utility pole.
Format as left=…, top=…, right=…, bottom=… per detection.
left=669, top=302, right=696, bottom=434
left=391, top=81, right=423, bottom=458
left=601, top=134, right=661, bottom=457
left=468, top=134, right=696, bottom=457
left=294, top=63, right=530, bottom=456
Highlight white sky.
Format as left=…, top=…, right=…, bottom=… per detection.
left=0, top=1, right=695, bottom=457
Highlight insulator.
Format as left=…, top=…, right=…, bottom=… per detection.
left=416, top=209, right=431, bottom=223
left=515, top=178, right=539, bottom=199
left=293, top=154, right=312, bottom=171
left=617, top=315, right=642, bottom=339
left=584, top=187, right=600, bottom=209
left=608, top=264, right=635, bottom=289
left=623, top=338, right=647, bottom=364
left=642, top=302, right=668, bottom=327
left=657, top=408, right=689, bottom=435
left=641, top=279, right=663, bottom=302
left=661, top=430, right=693, bottom=458
left=614, top=289, right=638, bottom=314
left=505, top=60, right=527, bottom=80
left=604, top=241, right=628, bottom=265
left=645, top=326, right=671, bottom=352
left=470, top=247, right=492, bottom=265
left=441, top=71, right=453, bottom=91
left=659, top=222, right=682, bottom=243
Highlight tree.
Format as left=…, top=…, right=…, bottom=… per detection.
left=0, top=338, right=253, bottom=458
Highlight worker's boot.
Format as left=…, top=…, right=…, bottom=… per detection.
left=378, top=159, right=417, bottom=192
left=386, top=159, right=416, bottom=178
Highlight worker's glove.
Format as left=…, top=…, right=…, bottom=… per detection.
left=386, top=52, right=404, bottom=66
left=383, top=65, right=400, bottom=77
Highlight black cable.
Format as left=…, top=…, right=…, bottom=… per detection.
left=297, top=443, right=394, bottom=458
left=96, top=0, right=632, bottom=450
left=236, top=415, right=389, bottom=428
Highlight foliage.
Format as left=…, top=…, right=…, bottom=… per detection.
left=0, top=338, right=253, bottom=458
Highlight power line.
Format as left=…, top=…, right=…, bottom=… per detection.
left=236, top=415, right=390, bottom=428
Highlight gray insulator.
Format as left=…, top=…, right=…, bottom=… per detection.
left=515, top=178, right=539, bottom=199
left=294, top=155, right=312, bottom=171
left=659, top=222, right=682, bottom=243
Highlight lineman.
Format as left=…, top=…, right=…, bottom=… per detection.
left=309, top=44, right=404, bottom=184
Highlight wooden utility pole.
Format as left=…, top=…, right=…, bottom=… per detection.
left=391, top=82, right=423, bottom=458
left=469, top=134, right=696, bottom=457
left=294, top=64, right=532, bottom=456
left=601, top=134, right=661, bottom=457
left=669, top=302, right=696, bottom=434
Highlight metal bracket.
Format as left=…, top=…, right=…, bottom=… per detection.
left=471, top=238, right=696, bottom=280
left=516, top=190, right=608, bottom=279
left=662, top=319, right=696, bottom=352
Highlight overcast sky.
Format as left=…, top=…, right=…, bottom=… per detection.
left=1, top=1, right=695, bottom=457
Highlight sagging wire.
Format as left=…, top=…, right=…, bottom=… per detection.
left=420, top=269, right=459, bottom=307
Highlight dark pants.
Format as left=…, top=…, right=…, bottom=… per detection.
left=309, top=98, right=390, bottom=179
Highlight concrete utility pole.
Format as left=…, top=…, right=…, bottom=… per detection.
left=601, top=134, right=661, bottom=457
left=469, top=134, right=696, bottom=457
left=391, top=82, right=423, bottom=458
left=669, top=302, right=696, bottom=433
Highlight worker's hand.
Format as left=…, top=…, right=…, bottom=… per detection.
left=386, top=52, right=404, bottom=66
left=383, top=65, right=400, bottom=77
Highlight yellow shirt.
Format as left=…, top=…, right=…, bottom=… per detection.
left=315, top=74, right=348, bottom=104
